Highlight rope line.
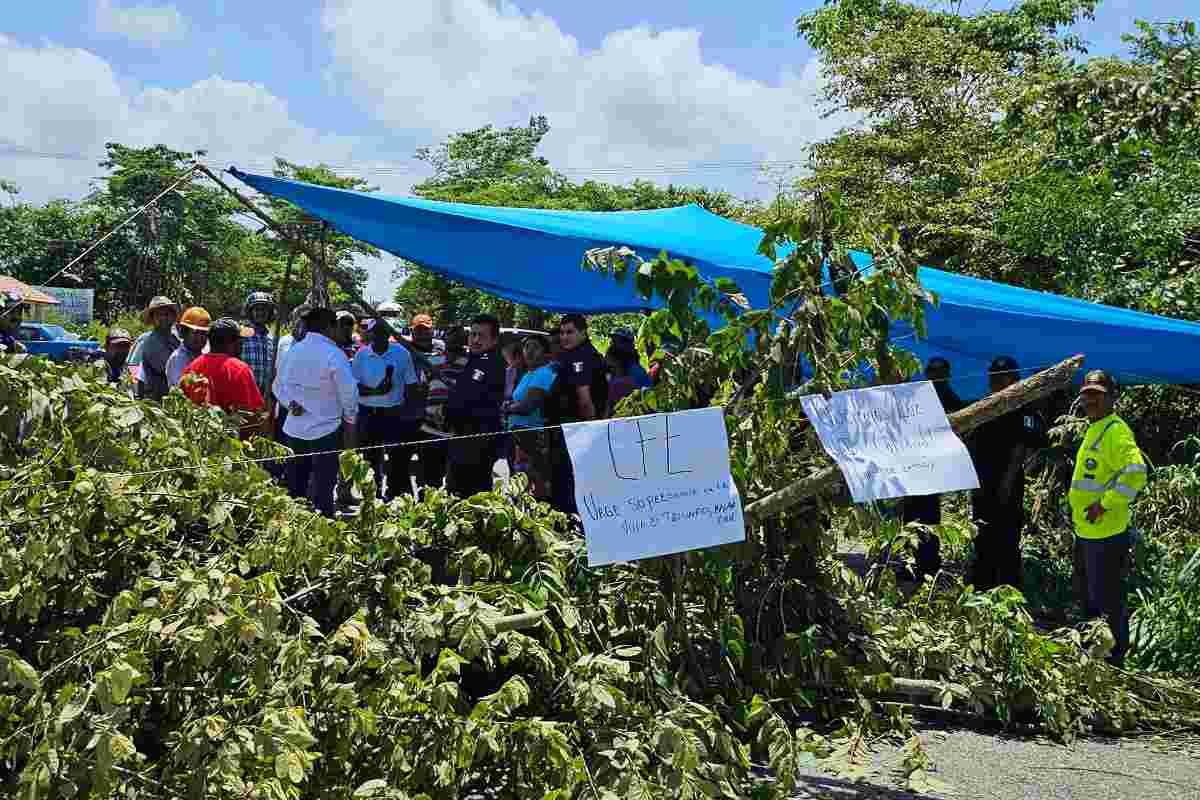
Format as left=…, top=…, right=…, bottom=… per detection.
left=1, top=164, right=200, bottom=320
left=0, top=358, right=1077, bottom=494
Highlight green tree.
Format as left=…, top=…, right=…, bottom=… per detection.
left=796, top=0, right=1097, bottom=277
left=401, top=117, right=759, bottom=328
left=264, top=159, right=380, bottom=308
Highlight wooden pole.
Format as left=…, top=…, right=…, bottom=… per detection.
left=266, top=245, right=297, bottom=401
left=193, top=163, right=417, bottom=345
left=743, top=353, right=1084, bottom=522
left=194, top=164, right=370, bottom=313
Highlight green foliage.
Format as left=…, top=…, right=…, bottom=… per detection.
left=2, top=196, right=1200, bottom=797
left=795, top=1, right=1200, bottom=317
left=398, top=117, right=761, bottom=327
left=0, top=145, right=377, bottom=324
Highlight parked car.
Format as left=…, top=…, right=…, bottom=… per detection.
left=15, top=322, right=101, bottom=362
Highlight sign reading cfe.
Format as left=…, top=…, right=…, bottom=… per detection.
left=800, top=381, right=980, bottom=504
left=563, top=407, right=745, bottom=566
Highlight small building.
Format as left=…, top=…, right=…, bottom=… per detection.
left=0, top=276, right=61, bottom=322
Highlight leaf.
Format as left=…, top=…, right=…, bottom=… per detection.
left=1, top=649, right=39, bottom=691
left=287, top=752, right=305, bottom=784
left=354, top=779, right=389, bottom=797
left=106, top=661, right=138, bottom=705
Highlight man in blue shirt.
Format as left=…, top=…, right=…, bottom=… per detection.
left=352, top=317, right=419, bottom=502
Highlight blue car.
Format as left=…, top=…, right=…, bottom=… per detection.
left=15, top=322, right=102, bottom=362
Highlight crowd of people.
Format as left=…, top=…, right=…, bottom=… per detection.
left=99, top=293, right=656, bottom=521
left=94, top=293, right=1146, bottom=666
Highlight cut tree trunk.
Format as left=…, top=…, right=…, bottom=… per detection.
left=743, top=354, right=1084, bottom=523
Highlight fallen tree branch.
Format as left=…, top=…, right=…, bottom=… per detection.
left=493, top=611, right=547, bottom=633
left=744, top=354, right=1085, bottom=522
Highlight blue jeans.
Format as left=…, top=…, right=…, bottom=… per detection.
left=287, top=427, right=342, bottom=518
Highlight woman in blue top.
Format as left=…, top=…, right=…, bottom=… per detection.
left=501, top=335, right=557, bottom=499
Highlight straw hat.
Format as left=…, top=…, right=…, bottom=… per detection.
left=143, top=296, right=179, bottom=324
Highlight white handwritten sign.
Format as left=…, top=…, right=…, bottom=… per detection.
left=563, top=407, right=745, bottom=566
left=800, top=382, right=979, bottom=504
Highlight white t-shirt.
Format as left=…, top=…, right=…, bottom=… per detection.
left=352, top=343, right=418, bottom=408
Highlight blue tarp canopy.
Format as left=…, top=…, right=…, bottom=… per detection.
left=232, top=168, right=1200, bottom=400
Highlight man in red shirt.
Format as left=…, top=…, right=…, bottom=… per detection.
left=181, top=319, right=265, bottom=435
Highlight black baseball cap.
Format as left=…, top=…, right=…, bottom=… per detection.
left=1079, top=369, right=1117, bottom=395
left=209, top=318, right=254, bottom=338
left=301, top=307, right=336, bottom=326
left=926, top=356, right=950, bottom=372
left=988, top=355, right=1020, bottom=375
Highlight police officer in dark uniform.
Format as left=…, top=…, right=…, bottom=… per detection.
left=547, top=313, right=609, bottom=515
left=902, top=356, right=965, bottom=578
left=968, top=356, right=1049, bottom=591
left=444, top=314, right=506, bottom=497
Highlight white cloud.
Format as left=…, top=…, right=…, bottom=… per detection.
left=0, top=34, right=411, bottom=298
left=321, top=0, right=845, bottom=195
left=94, top=0, right=189, bottom=47
left=0, top=36, right=366, bottom=203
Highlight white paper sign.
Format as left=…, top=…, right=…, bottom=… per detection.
left=563, top=407, right=745, bottom=566
left=800, top=382, right=979, bottom=504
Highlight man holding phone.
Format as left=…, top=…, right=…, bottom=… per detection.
left=353, top=316, right=419, bottom=501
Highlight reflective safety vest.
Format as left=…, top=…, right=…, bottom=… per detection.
left=1068, top=414, right=1147, bottom=540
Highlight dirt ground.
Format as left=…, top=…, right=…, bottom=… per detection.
left=788, top=725, right=1200, bottom=799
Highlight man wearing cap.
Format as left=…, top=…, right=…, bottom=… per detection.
left=167, top=307, right=211, bottom=387
left=405, top=313, right=447, bottom=488
left=353, top=316, right=419, bottom=501
left=101, top=328, right=133, bottom=385
left=273, top=308, right=359, bottom=518
left=1069, top=370, right=1146, bottom=666
left=967, top=356, right=1049, bottom=591
left=181, top=319, right=264, bottom=422
left=241, top=292, right=278, bottom=398
left=138, top=296, right=181, bottom=402
left=902, top=356, right=966, bottom=578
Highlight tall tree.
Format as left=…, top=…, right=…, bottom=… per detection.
left=264, top=159, right=380, bottom=309
left=796, top=0, right=1097, bottom=279
left=401, top=117, right=759, bottom=328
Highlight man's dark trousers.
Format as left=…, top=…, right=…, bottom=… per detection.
left=1075, top=531, right=1132, bottom=665
left=901, top=494, right=943, bottom=578
left=287, top=427, right=342, bottom=518
left=446, top=420, right=499, bottom=498
left=360, top=406, right=420, bottom=500
left=971, top=494, right=1024, bottom=591
left=548, top=428, right=577, bottom=515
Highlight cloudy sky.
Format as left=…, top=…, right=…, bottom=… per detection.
left=2, top=0, right=1190, bottom=299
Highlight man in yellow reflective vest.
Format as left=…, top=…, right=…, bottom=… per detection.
left=1068, top=369, right=1147, bottom=666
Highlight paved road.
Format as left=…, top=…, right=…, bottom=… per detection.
left=790, top=727, right=1200, bottom=799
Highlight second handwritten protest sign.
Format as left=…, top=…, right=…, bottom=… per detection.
left=800, top=381, right=979, bottom=504
left=562, top=407, right=745, bottom=566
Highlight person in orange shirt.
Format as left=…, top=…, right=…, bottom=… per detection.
left=181, top=319, right=265, bottom=436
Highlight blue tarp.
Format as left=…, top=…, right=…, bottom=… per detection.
left=232, top=168, right=1200, bottom=400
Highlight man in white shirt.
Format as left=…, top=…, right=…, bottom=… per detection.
left=353, top=316, right=419, bottom=501
left=272, top=307, right=359, bottom=518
